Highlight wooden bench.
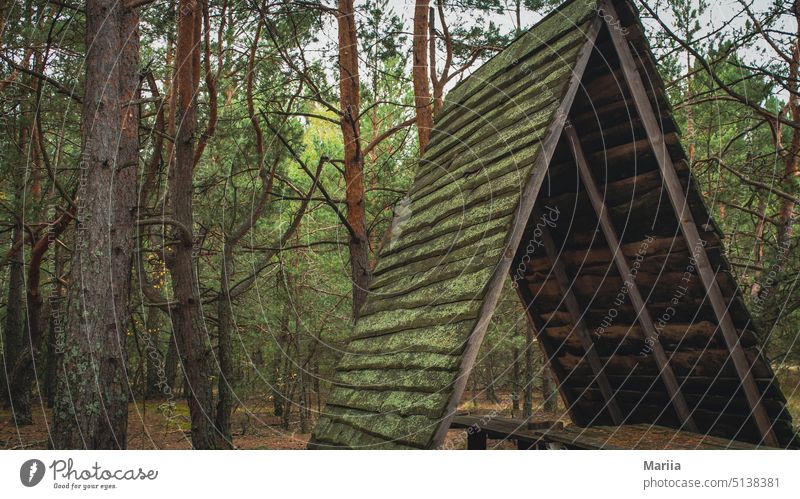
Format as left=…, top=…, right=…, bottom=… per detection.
left=449, top=415, right=763, bottom=450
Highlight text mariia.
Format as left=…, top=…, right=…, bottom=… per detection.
left=644, top=460, right=681, bottom=471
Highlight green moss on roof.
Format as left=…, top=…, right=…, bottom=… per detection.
left=442, top=0, right=598, bottom=110
left=327, top=387, right=449, bottom=418
left=332, top=368, right=456, bottom=393
left=346, top=322, right=471, bottom=355
left=324, top=405, right=437, bottom=448
left=337, top=351, right=461, bottom=372
left=375, top=216, right=511, bottom=271
left=412, top=145, right=543, bottom=214
left=401, top=184, right=523, bottom=237
left=373, top=228, right=508, bottom=281
left=356, top=300, right=482, bottom=336
left=310, top=0, right=598, bottom=449
left=424, top=55, right=580, bottom=166
left=411, top=120, right=552, bottom=201
left=432, top=26, right=586, bottom=135
left=360, top=266, right=495, bottom=317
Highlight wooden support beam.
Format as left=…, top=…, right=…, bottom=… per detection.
left=467, top=429, right=487, bottom=450
left=513, top=284, right=588, bottom=427
left=533, top=207, right=625, bottom=425
left=600, top=0, right=779, bottom=447
left=564, top=125, right=698, bottom=433
left=517, top=438, right=538, bottom=450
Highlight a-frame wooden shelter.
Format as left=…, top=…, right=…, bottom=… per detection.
left=309, top=0, right=798, bottom=449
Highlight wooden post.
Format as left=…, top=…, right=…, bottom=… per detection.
left=534, top=208, right=625, bottom=425
left=517, top=438, right=535, bottom=450
left=600, top=0, right=778, bottom=447
left=564, top=125, right=698, bottom=432
left=467, top=429, right=488, bottom=450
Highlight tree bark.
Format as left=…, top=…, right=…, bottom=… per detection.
left=45, top=242, right=64, bottom=408
left=3, top=71, right=29, bottom=415
left=751, top=197, right=767, bottom=299
left=511, top=345, right=520, bottom=418
left=337, top=0, right=371, bottom=321
left=523, top=323, right=533, bottom=418
left=777, top=9, right=800, bottom=250
left=541, top=353, right=557, bottom=412
left=143, top=306, right=164, bottom=399
left=215, top=242, right=235, bottom=448
left=52, top=0, right=139, bottom=449
left=166, top=0, right=222, bottom=449
left=412, top=0, right=433, bottom=154
left=778, top=155, right=798, bottom=250
left=163, top=332, right=180, bottom=393
left=2, top=223, right=24, bottom=413
left=294, top=293, right=308, bottom=433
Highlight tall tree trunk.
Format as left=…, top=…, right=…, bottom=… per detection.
left=751, top=197, right=767, bottom=299
left=337, top=0, right=371, bottom=321
left=215, top=242, right=235, bottom=448
left=279, top=268, right=295, bottom=430
left=167, top=0, right=221, bottom=449
left=2, top=223, right=24, bottom=413
left=485, top=352, right=500, bottom=404
left=271, top=273, right=285, bottom=418
left=685, top=50, right=696, bottom=165
left=163, top=333, right=180, bottom=394
left=511, top=345, right=520, bottom=418
left=778, top=155, right=798, bottom=250
left=271, top=351, right=284, bottom=418
left=3, top=73, right=28, bottom=414
left=429, top=4, right=447, bottom=116
left=523, top=324, right=533, bottom=418
left=143, top=306, right=164, bottom=399
left=45, top=242, right=64, bottom=407
left=412, top=0, right=433, bottom=154
left=295, top=301, right=308, bottom=433
left=778, top=13, right=800, bottom=250
left=541, top=352, right=557, bottom=412
left=52, top=1, right=139, bottom=449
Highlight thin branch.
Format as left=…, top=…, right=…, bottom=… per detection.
left=707, top=156, right=800, bottom=203
left=362, top=116, right=415, bottom=157
left=0, top=52, right=81, bottom=103
left=261, top=111, right=357, bottom=238
left=137, top=218, right=193, bottom=246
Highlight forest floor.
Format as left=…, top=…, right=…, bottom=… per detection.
left=0, top=391, right=558, bottom=450
left=0, top=399, right=313, bottom=450
left=2, top=382, right=798, bottom=449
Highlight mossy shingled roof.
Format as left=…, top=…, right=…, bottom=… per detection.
left=309, top=0, right=600, bottom=449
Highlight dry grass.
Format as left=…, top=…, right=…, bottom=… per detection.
left=0, top=400, right=311, bottom=450
left=777, top=370, right=800, bottom=422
